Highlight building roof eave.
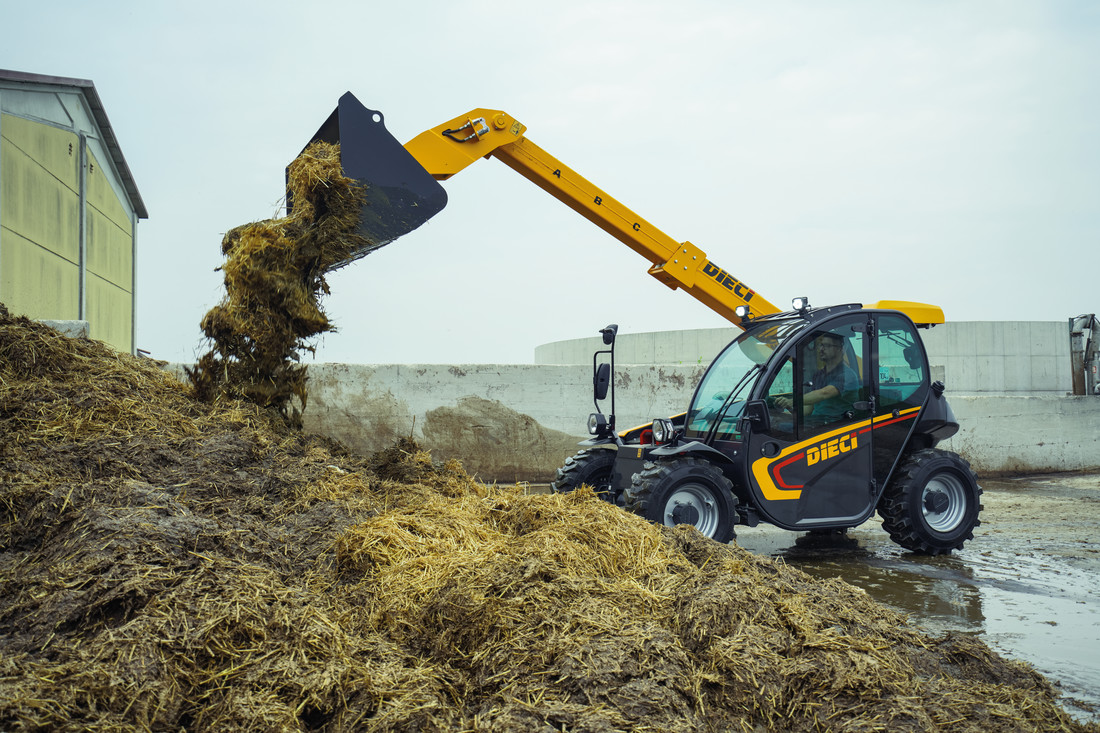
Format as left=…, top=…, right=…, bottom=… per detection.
left=0, top=69, right=148, bottom=220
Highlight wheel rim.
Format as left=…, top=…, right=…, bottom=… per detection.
left=663, top=482, right=721, bottom=536
left=921, top=472, right=968, bottom=533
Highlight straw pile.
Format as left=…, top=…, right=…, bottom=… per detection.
left=1, top=306, right=1095, bottom=733
left=187, top=142, right=371, bottom=422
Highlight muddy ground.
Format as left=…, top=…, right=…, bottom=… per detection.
left=732, top=472, right=1100, bottom=723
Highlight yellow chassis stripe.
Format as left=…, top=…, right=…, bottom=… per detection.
left=752, top=407, right=921, bottom=501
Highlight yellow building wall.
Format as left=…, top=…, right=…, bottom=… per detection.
left=1, top=113, right=135, bottom=353
left=85, top=148, right=134, bottom=350
left=85, top=272, right=132, bottom=350
left=1, top=113, right=81, bottom=269
left=0, top=227, right=81, bottom=319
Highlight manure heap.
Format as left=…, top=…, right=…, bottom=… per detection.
left=1, top=306, right=1095, bottom=732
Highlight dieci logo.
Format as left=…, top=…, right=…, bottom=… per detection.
left=806, top=433, right=859, bottom=466
left=702, top=262, right=755, bottom=301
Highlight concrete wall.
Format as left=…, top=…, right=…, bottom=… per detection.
left=175, top=321, right=1094, bottom=482
left=535, top=321, right=1074, bottom=394
left=942, top=395, right=1100, bottom=475
left=921, top=321, right=1072, bottom=394
left=301, top=360, right=1100, bottom=484
left=302, top=363, right=704, bottom=484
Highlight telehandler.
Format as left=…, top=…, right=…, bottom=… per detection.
left=299, top=92, right=982, bottom=555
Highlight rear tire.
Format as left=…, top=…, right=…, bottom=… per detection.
left=551, top=449, right=618, bottom=504
left=623, top=458, right=737, bottom=542
left=878, top=449, right=982, bottom=555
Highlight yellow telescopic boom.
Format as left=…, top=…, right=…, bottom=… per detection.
left=300, top=93, right=943, bottom=328
left=402, top=109, right=780, bottom=325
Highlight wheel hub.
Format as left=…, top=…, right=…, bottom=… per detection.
left=924, top=490, right=950, bottom=514
left=921, top=474, right=968, bottom=533
left=670, top=501, right=700, bottom=526
left=662, top=483, right=720, bottom=536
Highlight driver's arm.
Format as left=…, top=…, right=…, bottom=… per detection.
left=775, top=384, right=839, bottom=413
left=803, top=384, right=840, bottom=406
left=800, top=384, right=839, bottom=416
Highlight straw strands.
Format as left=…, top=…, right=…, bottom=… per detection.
left=187, top=142, right=372, bottom=422
left=1, top=306, right=1095, bottom=732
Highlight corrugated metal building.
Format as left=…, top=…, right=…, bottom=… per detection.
left=0, top=69, right=147, bottom=354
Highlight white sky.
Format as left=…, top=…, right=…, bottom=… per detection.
left=6, top=0, right=1098, bottom=364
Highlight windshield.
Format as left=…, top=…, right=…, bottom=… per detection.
left=685, top=318, right=805, bottom=441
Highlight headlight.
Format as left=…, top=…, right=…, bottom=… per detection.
left=651, top=417, right=674, bottom=444
left=792, top=296, right=810, bottom=311
left=588, top=413, right=608, bottom=435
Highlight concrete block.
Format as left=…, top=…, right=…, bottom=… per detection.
left=1003, top=321, right=1034, bottom=357
left=646, top=331, right=685, bottom=365
left=614, top=336, right=638, bottom=365
left=977, top=355, right=1006, bottom=391
left=973, top=321, right=1005, bottom=356
left=1031, top=321, right=1068, bottom=358
left=38, top=319, right=89, bottom=338
left=1002, top=354, right=1031, bottom=392
left=944, top=322, right=970, bottom=358
left=919, top=325, right=949, bottom=357
left=1030, top=356, right=1067, bottom=393
left=948, top=354, right=978, bottom=391
left=945, top=395, right=1100, bottom=474
left=298, top=361, right=706, bottom=482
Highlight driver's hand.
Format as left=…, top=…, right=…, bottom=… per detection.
left=774, top=396, right=792, bottom=411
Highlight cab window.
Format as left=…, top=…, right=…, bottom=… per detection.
left=760, top=318, right=869, bottom=440
left=876, top=315, right=928, bottom=410
left=799, top=326, right=865, bottom=437
left=764, top=358, right=796, bottom=440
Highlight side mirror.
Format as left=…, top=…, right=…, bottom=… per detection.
left=740, top=400, right=771, bottom=433
left=594, top=362, right=611, bottom=401
left=601, top=324, right=619, bottom=346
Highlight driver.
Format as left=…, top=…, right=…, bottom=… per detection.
left=775, top=332, right=858, bottom=424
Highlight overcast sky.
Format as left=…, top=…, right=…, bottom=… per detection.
left=6, top=1, right=1098, bottom=364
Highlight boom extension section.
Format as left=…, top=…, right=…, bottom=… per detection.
left=302, top=92, right=779, bottom=325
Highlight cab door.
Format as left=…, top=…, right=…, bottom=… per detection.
left=869, top=313, right=932, bottom=487
left=743, top=315, right=877, bottom=530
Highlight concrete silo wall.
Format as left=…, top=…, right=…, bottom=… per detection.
left=301, top=362, right=706, bottom=484
left=300, top=332, right=1100, bottom=483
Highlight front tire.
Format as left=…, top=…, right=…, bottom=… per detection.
left=878, top=449, right=982, bottom=555
left=551, top=449, right=618, bottom=504
left=623, top=458, right=737, bottom=542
